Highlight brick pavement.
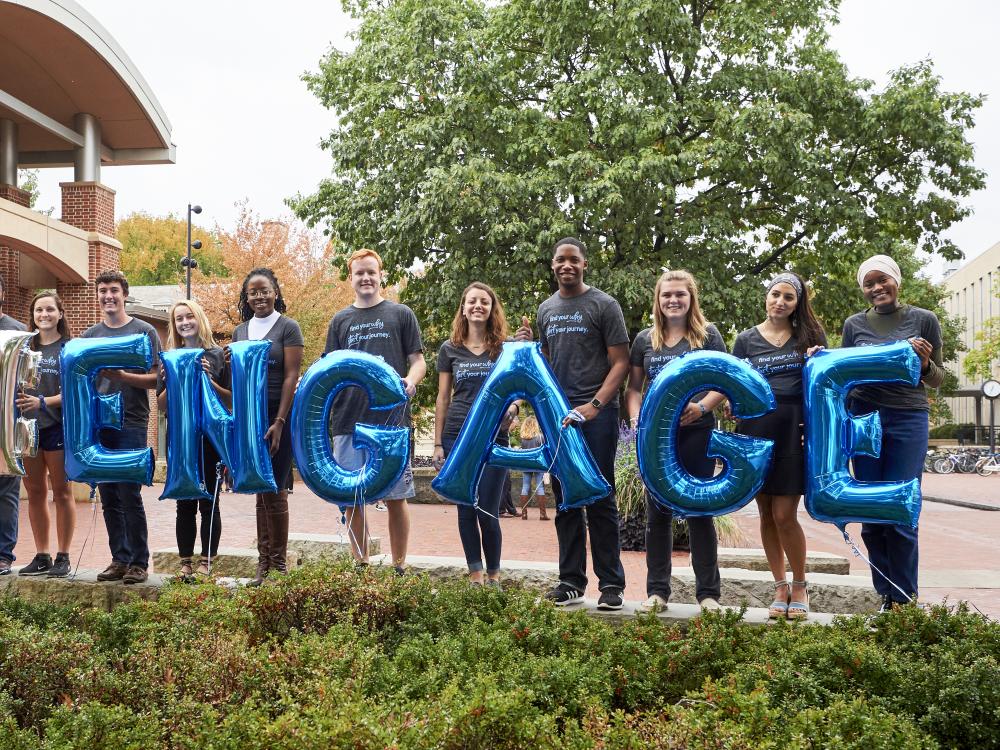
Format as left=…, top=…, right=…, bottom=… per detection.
left=9, top=474, right=1000, bottom=619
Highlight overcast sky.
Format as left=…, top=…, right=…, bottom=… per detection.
left=35, top=0, right=1000, bottom=271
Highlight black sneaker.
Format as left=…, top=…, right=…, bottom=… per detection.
left=877, top=595, right=893, bottom=614
left=47, top=553, right=71, bottom=578
left=597, top=588, right=624, bottom=611
left=19, top=553, right=52, bottom=576
left=0, top=558, right=12, bottom=575
left=545, top=584, right=584, bottom=606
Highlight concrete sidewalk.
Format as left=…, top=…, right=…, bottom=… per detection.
left=921, top=471, right=1000, bottom=511
left=8, top=476, right=1000, bottom=619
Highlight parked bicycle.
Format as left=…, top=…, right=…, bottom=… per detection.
left=976, top=453, right=1000, bottom=477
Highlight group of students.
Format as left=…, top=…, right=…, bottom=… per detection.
left=0, top=240, right=942, bottom=617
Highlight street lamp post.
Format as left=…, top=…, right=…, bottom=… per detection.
left=182, top=203, right=202, bottom=299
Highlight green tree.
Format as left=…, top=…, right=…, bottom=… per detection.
left=118, top=212, right=228, bottom=286
left=16, top=169, right=40, bottom=209
left=292, top=0, right=983, bottom=343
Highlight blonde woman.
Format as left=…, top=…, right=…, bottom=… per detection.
left=625, top=270, right=726, bottom=613
left=157, top=300, right=231, bottom=578
left=517, top=416, right=548, bottom=520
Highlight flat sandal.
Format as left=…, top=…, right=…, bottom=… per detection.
left=787, top=579, right=809, bottom=620
left=768, top=580, right=790, bottom=619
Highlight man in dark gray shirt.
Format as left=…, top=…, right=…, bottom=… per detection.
left=324, top=249, right=426, bottom=573
left=81, top=270, right=160, bottom=585
left=0, top=275, right=27, bottom=575
left=520, top=238, right=630, bottom=610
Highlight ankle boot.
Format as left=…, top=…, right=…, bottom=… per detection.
left=267, top=492, right=290, bottom=576
left=520, top=495, right=529, bottom=519
left=538, top=495, right=549, bottom=521
left=249, top=496, right=270, bottom=587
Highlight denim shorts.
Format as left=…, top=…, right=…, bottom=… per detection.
left=331, top=433, right=415, bottom=500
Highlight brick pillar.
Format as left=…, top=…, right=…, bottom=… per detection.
left=0, top=185, right=30, bottom=207
left=0, top=186, right=34, bottom=323
left=58, top=181, right=117, bottom=333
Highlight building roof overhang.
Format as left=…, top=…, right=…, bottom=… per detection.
left=0, top=0, right=175, bottom=168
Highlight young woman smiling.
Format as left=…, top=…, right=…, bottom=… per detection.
left=16, top=292, right=73, bottom=578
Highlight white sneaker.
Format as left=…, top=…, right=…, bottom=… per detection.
left=374, top=501, right=388, bottom=512
left=636, top=594, right=669, bottom=613
left=700, top=597, right=722, bottom=610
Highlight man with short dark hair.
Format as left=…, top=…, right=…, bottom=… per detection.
left=524, top=237, right=630, bottom=609
left=0, top=275, right=26, bottom=575
left=82, top=269, right=160, bottom=584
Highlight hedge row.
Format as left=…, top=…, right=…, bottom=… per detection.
left=0, top=561, right=998, bottom=748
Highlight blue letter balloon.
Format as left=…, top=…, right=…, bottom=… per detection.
left=159, top=341, right=276, bottom=500
left=637, top=350, right=775, bottom=517
left=61, top=335, right=154, bottom=485
left=290, top=350, right=409, bottom=507
left=432, top=341, right=610, bottom=510
left=803, top=341, right=922, bottom=529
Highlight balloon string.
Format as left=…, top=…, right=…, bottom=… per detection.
left=71, top=485, right=99, bottom=581
left=204, top=462, right=223, bottom=576
left=516, top=419, right=571, bottom=515
left=841, top=528, right=914, bottom=604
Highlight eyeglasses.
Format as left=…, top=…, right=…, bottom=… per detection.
left=247, top=289, right=275, bottom=299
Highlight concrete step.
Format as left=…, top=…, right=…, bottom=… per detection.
left=0, top=568, right=164, bottom=611
left=152, top=547, right=301, bottom=578
left=716, top=547, right=851, bottom=575
left=369, top=557, right=880, bottom=614
left=287, top=532, right=381, bottom=561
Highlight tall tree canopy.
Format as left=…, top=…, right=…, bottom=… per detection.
left=292, top=0, right=983, bottom=349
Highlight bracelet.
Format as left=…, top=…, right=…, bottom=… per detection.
left=697, top=402, right=707, bottom=416
left=38, top=395, right=48, bottom=414
left=274, top=416, right=286, bottom=425
left=434, top=444, right=443, bottom=448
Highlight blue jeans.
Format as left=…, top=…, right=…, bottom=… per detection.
left=552, top=407, right=626, bottom=593
left=520, top=472, right=545, bottom=496
left=98, top=427, right=150, bottom=569
left=0, top=475, right=21, bottom=563
left=851, top=402, right=927, bottom=603
left=442, top=434, right=505, bottom=573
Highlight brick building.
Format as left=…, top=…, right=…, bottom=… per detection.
left=1, top=0, right=176, bottom=447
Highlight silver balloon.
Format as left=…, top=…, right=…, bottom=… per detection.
left=0, top=331, right=41, bottom=475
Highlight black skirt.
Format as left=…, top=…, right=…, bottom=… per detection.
left=736, top=398, right=805, bottom=496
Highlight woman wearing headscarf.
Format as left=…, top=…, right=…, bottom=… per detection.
left=842, top=254, right=944, bottom=612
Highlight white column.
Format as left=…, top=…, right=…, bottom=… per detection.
left=73, top=113, right=101, bottom=182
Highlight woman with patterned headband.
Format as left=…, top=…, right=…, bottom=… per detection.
left=732, top=271, right=827, bottom=620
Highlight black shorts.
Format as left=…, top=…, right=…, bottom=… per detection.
left=38, top=424, right=64, bottom=452
left=736, top=398, right=805, bottom=496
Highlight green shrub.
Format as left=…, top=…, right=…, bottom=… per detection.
left=0, top=565, right=997, bottom=747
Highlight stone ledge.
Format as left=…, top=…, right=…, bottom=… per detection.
left=716, top=548, right=851, bottom=575
left=0, top=569, right=164, bottom=611
left=152, top=547, right=300, bottom=578
left=372, top=554, right=560, bottom=590
left=287, top=532, right=381, bottom=561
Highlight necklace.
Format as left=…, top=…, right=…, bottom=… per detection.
left=758, top=324, right=791, bottom=348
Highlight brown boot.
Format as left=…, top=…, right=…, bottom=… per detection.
left=267, top=492, right=290, bottom=576
left=248, top=496, right=270, bottom=587
left=538, top=495, right=549, bottom=521
left=520, top=495, right=529, bottom=519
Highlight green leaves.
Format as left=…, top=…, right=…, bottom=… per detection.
left=293, top=0, right=982, bottom=353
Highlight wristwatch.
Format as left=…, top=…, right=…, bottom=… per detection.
left=590, top=397, right=603, bottom=409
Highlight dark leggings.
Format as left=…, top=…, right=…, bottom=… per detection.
left=175, top=440, right=223, bottom=559
left=176, top=498, right=222, bottom=558
left=443, top=434, right=505, bottom=573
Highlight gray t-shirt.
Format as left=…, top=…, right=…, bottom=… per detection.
left=232, top=315, right=304, bottom=402
left=81, top=317, right=161, bottom=428
left=437, top=341, right=500, bottom=439
left=157, top=347, right=228, bottom=395
left=24, top=336, right=70, bottom=429
left=324, top=300, right=424, bottom=434
left=537, top=287, right=629, bottom=407
left=732, top=328, right=827, bottom=400
left=0, top=314, right=26, bottom=332
left=630, top=324, right=727, bottom=427
left=841, top=305, right=943, bottom=411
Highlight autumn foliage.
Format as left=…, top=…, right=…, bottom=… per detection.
left=192, top=202, right=353, bottom=365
